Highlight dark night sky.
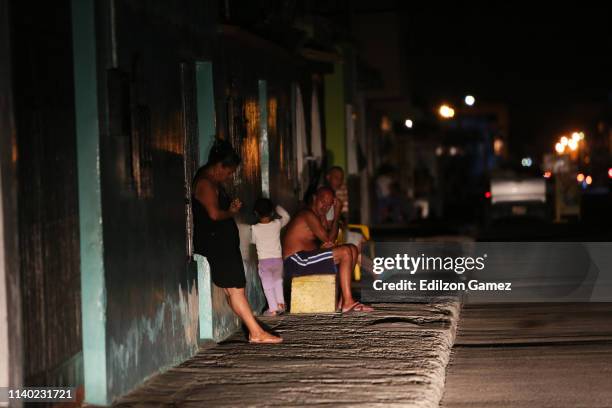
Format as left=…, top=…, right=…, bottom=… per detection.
left=401, top=4, right=612, bottom=157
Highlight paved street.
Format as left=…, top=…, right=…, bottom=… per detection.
left=113, top=300, right=460, bottom=408
left=441, top=303, right=612, bottom=407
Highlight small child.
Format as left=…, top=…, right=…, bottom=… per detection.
left=251, top=198, right=291, bottom=316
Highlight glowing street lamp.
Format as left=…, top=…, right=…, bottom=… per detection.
left=560, top=136, right=569, bottom=147
left=568, top=138, right=578, bottom=151
left=438, top=104, right=455, bottom=119
left=405, top=119, right=414, bottom=129
left=555, top=142, right=565, bottom=154
left=464, top=95, right=476, bottom=106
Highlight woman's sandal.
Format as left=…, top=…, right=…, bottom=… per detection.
left=262, top=310, right=278, bottom=317
left=248, top=334, right=283, bottom=344
left=341, top=301, right=374, bottom=313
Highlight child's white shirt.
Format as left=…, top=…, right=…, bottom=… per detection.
left=251, top=206, right=290, bottom=260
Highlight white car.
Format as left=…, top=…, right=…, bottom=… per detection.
left=488, top=172, right=550, bottom=221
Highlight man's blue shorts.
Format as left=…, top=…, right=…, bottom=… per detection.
left=283, top=249, right=337, bottom=277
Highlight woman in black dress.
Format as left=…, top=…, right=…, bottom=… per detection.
left=193, top=140, right=282, bottom=344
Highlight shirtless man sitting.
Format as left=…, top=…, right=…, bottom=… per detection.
left=283, top=186, right=373, bottom=313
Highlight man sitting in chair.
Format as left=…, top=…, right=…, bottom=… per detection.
left=282, top=187, right=373, bottom=313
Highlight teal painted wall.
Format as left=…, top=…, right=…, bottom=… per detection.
left=99, top=1, right=205, bottom=401
left=196, top=61, right=216, bottom=166
left=71, top=0, right=305, bottom=402
left=72, top=0, right=217, bottom=403
left=71, top=0, right=107, bottom=404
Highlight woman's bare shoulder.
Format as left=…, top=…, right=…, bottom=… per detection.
left=195, top=176, right=215, bottom=191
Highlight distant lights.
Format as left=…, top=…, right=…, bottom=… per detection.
left=543, top=171, right=552, bottom=179
left=608, top=168, right=612, bottom=179
left=380, top=116, right=392, bottom=132
left=586, top=175, right=593, bottom=185
left=438, top=104, right=455, bottom=119
left=577, top=173, right=585, bottom=183
left=464, top=95, right=476, bottom=106
left=521, top=157, right=533, bottom=167
left=435, top=146, right=462, bottom=156
left=405, top=119, right=414, bottom=129
left=555, top=132, right=585, bottom=155
left=493, top=138, right=504, bottom=156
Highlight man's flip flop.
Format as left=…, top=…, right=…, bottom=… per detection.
left=342, top=301, right=374, bottom=313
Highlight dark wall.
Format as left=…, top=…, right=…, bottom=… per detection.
left=94, top=0, right=214, bottom=399
left=213, top=31, right=301, bottom=217
left=0, top=0, right=23, bottom=392
left=267, top=74, right=299, bottom=212
left=10, top=0, right=82, bottom=386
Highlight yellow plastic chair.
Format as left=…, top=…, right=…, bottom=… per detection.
left=336, top=224, right=371, bottom=281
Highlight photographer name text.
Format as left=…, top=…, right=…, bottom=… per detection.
left=372, top=279, right=512, bottom=292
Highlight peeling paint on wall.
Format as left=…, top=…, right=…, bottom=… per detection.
left=178, top=281, right=200, bottom=348
left=211, top=284, right=240, bottom=342
left=107, top=280, right=199, bottom=394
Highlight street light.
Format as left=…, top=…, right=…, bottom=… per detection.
left=405, top=119, right=413, bottom=129
left=464, top=95, right=475, bottom=106
left=555, top=132, right=585, bottom=155
left=560, top=136, right=569, bottom=147
left=439, top=104, right=455, bottom=119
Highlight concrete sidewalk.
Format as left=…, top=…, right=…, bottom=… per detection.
left=114, top=299, right=460, bottom=407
